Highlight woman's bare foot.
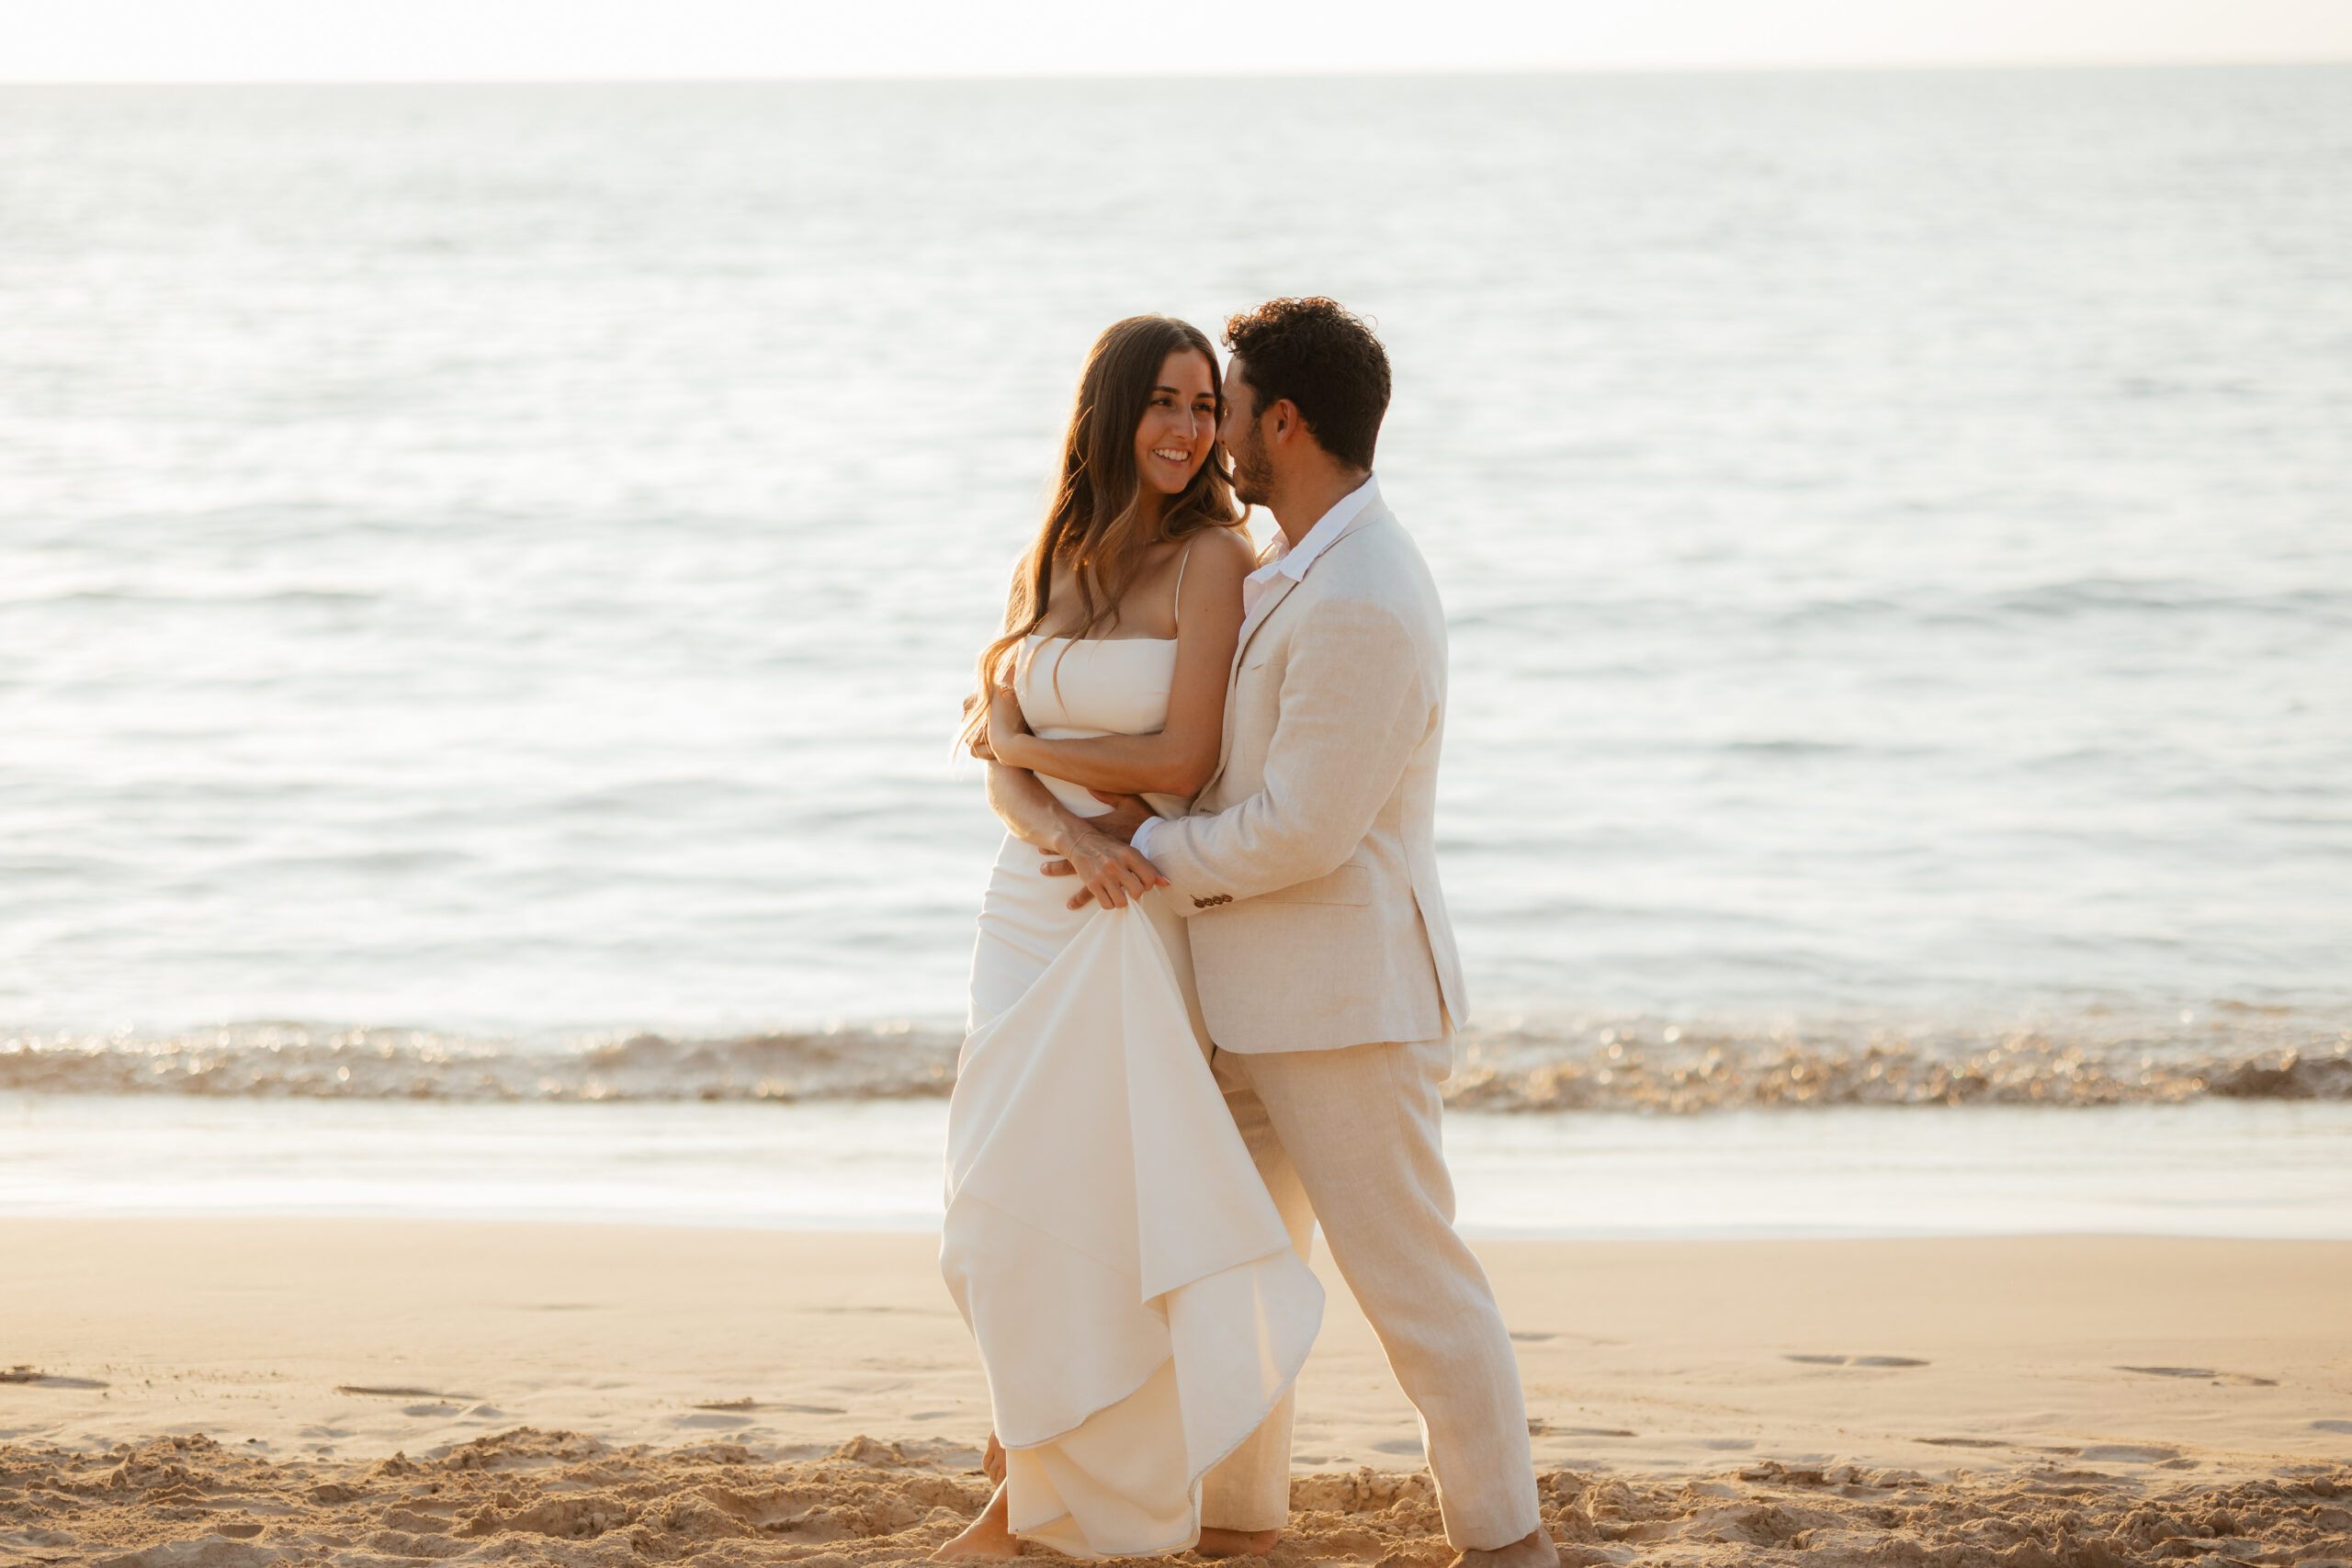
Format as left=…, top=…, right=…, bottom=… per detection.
left=1195, top=1527, right=1281, bottom=1558
left=933, top=1481, right=1021, bottom=1561
left=1447, top=1528, right=1559, bottom=1568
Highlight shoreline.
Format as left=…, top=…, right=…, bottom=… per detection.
left=9, top=1098, right=2352, bottom=1241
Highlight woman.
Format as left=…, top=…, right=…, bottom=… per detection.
left=935, top=317, right=1324, bottom=1561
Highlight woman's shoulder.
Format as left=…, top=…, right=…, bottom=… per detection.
left=1182, top=523, right=1258, bottom=578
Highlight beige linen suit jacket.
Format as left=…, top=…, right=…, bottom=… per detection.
left=1145, top=496, right=1468, bottom=1053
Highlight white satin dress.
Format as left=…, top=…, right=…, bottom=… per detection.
left=944, top=631, right=1324, bottom=1560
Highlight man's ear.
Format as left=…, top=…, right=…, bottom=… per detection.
left=1270, top=397, right=1301, bottom=445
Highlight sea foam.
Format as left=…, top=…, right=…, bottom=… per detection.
left=6, top=1010, right=2343, bottom=1112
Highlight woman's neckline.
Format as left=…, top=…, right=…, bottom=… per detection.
left=1025, top=632, right=1178, bottom=646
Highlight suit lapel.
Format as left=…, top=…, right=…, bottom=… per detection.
left=1233, top=571, right=1300, bottom=669
left=1230, top=498, right=1386, bottom=665
left=1196, top=572, right=1297, bottom=799
left=1193, top=501, right=1393, bottom=803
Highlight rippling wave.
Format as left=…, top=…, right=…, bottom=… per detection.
left=6, top=1009, right=2344, bottom=1111
left=1447, top=1010, right=2352, bottom=1111
left=0, top=1024, right=957, bottom=1102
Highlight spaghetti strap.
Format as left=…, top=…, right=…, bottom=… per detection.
left=1170, top=540, right=1194, bottom=633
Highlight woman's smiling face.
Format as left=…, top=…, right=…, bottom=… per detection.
left=1134, top=349, right=1219, bottom=498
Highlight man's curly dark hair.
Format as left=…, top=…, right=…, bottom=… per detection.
left=1222, top=298, right=1391, bottom=470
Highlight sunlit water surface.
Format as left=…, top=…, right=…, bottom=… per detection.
left=2, top=72, right=2347, bottom=1066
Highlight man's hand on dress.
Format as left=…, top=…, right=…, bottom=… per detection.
left=1041, top=791, right=1162, bottom=910
left=1042, top=820, right=1166, bottom=911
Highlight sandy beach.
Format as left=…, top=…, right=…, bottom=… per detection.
left=6, top=1219, right=2348, bottom=1564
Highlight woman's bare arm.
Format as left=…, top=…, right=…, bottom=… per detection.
left=984, top=759, right=1083, bottom=852
left=982, top=760, right=1165, bottom=908
left=988, top=530, right=1252, bottom=797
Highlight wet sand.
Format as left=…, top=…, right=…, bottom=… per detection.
left=5, top=1220, right=2349, bottom=1564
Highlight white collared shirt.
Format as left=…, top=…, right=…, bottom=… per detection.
left=1240, top=472, right=1381, bottom=626
left=1132, top=474, right=1379, bottom=858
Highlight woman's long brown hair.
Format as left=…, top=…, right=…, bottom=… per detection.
left=967, top=316, right=1243, bottom=735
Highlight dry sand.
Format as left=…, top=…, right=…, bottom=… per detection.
left=5, top=1220, right=2349, bottom=1566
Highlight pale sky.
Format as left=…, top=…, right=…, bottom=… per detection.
left=4, top=0, right=2349, bottom=81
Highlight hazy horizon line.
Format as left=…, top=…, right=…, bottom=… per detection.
left=5, top=55, right=2348, bottom=89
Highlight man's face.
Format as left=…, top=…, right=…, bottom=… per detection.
left=1219, top=355, right=1275, bottom=508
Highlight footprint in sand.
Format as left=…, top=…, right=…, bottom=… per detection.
left=1510, top=1330, right=1628, bottom=1347
left=2115, top=1366, right=2278, bottom=1387
left=2079, top=1445, right=2181, bottom=1462
left=336, top=1384, right=477, bottom=1400
left=401, top=1403, right=463, bottom=1417
left=1371, top=1438, right=1425, bottom=1456
left=1529, top=1417, right=1637, bottom=1438
left=1786, top=1355, right=1929, bottom=1369
left=1919, top=1438, right=2007, bottom=1449
left=2310, top=1420, right=2352, bottom=1434
left=0, top=1367, right=109, bottom=1389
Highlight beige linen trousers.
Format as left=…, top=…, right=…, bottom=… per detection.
left=1147, top=498, right=1541, bottom=1550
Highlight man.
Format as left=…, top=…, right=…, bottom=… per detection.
left=1018, top=298, right=1553, bottom=1568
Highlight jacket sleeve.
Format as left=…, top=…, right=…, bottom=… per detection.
left=1146, top=593, right=1429, bottom=913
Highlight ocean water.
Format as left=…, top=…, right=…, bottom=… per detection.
left=2, top=70, right=2349, bottom=1135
